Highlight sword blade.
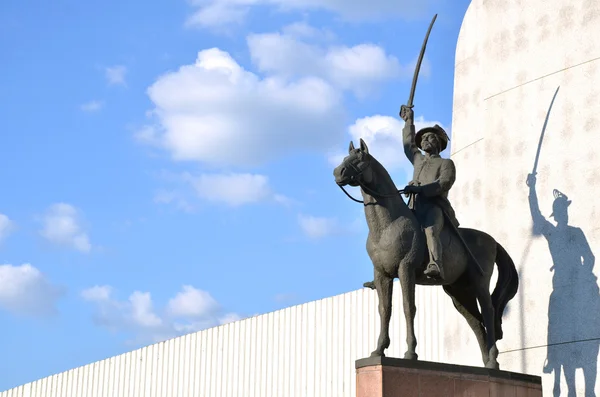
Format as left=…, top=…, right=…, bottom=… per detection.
left=532, top=86, right=560, bottom=175
left=406, top=13, right=438, bottom=108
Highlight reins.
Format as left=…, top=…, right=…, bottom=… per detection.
left=337, top=154, right=407, bottom=204
left=338, top=182, right=406, bottom=204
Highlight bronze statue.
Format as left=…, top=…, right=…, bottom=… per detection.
left=332, top=14, right=519, bottom=369
left=364, top=13, right=471, bottom=286
left=333, top=138, right=518, bottom=369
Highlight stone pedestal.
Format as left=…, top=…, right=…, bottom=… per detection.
left=356, top=357, right=543, bottom=397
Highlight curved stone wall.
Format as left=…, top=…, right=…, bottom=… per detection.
left=448, top=0, right=600, bottom=395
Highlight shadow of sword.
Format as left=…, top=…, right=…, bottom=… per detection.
left=531, top=86, right=560, bottom=177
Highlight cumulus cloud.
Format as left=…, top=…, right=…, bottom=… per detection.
left=185, top=2, right=249, bottom=29
left=153, top=190, right=196, bottom=212
left=247, top=29, right=407, bottom=97
left=80, top=100, right=104, bottom=112
left=298, top=214, right=340, bottom=239
left=81, top=285, right=112, bottom=302
left=281, top=21, right=336, bottom=41
left=218, top=312, right=242, bottom=324
left=153, top=172, right=292, bottom=210
left=328, top=115, right=448, bottom=174
left=39, top=203, right=92, bottom=253
left=0, top=264, right=63, bottom=316
left=0, top=214, right=14, bottom=243
left=137, top=47, right=345, bottom=168
left=81, top=286, right=164, bottom=338
left=297, top=213, right=363, bottom=239
left=167, top=285, right=218, bottom=318
left=137, top=26, right=410, bottom=169
left=186, top=0, right=438, bottom=29
left=186, top=172, right=290, bottom=207
left=82, top=284, right=243, bottom=344
left=105, top=65, right=127, bottom=86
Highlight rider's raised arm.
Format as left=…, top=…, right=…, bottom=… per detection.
left=402, top=120, right=420, bottom=164
left=420, top=158, right=456, bottom=197
left=526, top=174, right=552, bottom=237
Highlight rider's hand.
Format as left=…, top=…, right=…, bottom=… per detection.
left=400, top=105, right=414, bottom=123
left=526, top=173, right=536, bottom=187
left=403, top=184, right=422, bottom=194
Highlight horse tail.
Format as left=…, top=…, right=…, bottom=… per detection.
left=491, top=241, right=519, bottom=341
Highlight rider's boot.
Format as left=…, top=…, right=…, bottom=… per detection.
left=423, top=228, right=445, bottom=281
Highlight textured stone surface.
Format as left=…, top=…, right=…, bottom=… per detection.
left=356, top=358, right=542, bottom=397
left=449, top=0, right=600, bottom=395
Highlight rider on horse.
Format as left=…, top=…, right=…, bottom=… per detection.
left=400, top=106, right=459, bottom=281
left=363, top=14, right=462, bottom=288
left=363, top=106, right=459, bottom=288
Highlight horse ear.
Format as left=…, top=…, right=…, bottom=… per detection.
left=360, top=138, right=369, bottom=154
left=349, top=141, right=355, bottom=153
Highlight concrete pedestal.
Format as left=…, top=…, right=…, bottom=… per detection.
left=356, top=357, right=543, bottom=397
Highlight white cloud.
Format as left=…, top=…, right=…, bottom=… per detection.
left=105, top=65, right=127, bottom=86
left=297, top=213, right=364, bottom=239
left=247, top=30, right=405, bottom=97
left=281, top=21, right=336, bottom=41
left=138, top=24, right=421, bottom=170
left=186, top=172, right=288, bottom=207
left=80, top=100, right=104, bottom=112
left=154, top=172, right=292, bottom=209
left=81, top=285, right=112, bottom=302
left=186, top=0, right=437, bottom=29
left=219, top=312, right=242, bottom=324
left=153, top=190, right=196, bottom=212
left=130, top=291, right=163, bottom=328
left=298, top=214, right=340, bottom=239
left=167, top=285, right=219, bottom=318
left=0, top=214, right=14, bottom=243
left=329, top=115, right=448, bottom=173
left=185, top=2, right=249, bottom=29
left=39, top=203, right=91, bottom=253
left=82, top=284, right=243, bottom=344
left=136, top=47, right=345, bottom=167
left=0, top=264, right=63, bottom=316
left=81, top=285, right=164, bottom=337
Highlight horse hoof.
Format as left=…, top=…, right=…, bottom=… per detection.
left=485, top=361, right=500, bottom=370
left=363, top=281, right=376, bottom=290
left=370, top=351, right=383, bottom=358
left=404, top=352, right=418, bottom=360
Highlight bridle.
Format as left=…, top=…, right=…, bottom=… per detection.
left=337, top=156, right=406, bottom=204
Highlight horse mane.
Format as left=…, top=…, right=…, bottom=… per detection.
left=366, top=153, right=402, bottom=195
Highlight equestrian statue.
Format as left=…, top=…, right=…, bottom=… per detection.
left=332, top=14, right=519, bottom=369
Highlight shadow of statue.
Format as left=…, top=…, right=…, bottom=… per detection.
left=527, top=175, right=600, bottom=396
left=524, top=86, right=600, bottom=396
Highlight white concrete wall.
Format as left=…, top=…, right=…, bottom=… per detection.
left=448, top=0, right=600, bottom=396
left=0, top=284, right=454, bottom=397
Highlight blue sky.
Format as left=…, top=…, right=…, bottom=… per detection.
left=0, top=0, right=470, bottom=390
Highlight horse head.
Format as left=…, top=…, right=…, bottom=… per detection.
left=333, top=138, right=374, bottom=188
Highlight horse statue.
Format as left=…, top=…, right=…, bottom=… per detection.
left=332, top=138, right=519, bottom=369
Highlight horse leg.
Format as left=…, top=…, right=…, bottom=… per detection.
left=552, top=365, right=562, bottom=397
left=476, top=289, right=499, bottom=369
left=583, top=347, right=598, bottom=397
left=443, top=285, right=488, bottom=365
left=399, top=261, right=418, bottom=360
left=370, top=270, right=393, bottom=357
